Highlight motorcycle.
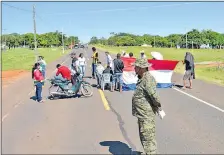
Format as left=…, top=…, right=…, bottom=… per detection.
left=48, top=75, right=93, bottom=100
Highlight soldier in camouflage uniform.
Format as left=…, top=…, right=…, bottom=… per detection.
left=132, top=58, right=162, bottom=154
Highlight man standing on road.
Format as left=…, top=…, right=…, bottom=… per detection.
left=183, top=52, right=195, bottom=89
left=91, top=47, right=99, bottom=79
left=71, top=53, right=77, bottom=64
left=105, top=51, right=113, bottom=68
left=132, top=58, right=162, bottom=154
left=140, top=50, right=147, bottom=59
left=113, top=53, right=124, bottom=92
left=96, top=62, right=105, bottom=88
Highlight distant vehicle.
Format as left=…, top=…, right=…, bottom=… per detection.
left=74, top=44, right=79, bottom=49
left=80, top=45, right=85, bottom=48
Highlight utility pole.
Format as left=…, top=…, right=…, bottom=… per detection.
left=192, top=40, right=193, bottom=49
left=185, top=29, right=188, bottom=49
left=33, top=4, right=38, bottom=62
left=24, top=40, right=26, bottom=48
left=62, top=28, right=65, bottom=53
left=154, top=36, right=156, bottom=48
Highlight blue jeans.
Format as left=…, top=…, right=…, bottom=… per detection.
left=35, top=82, right=43, bottom=102
left=92, top=63, right=97, bottom=78
left=113, top=73, right=123, bottom=86
left=54, top=75, right=67, bottom=82
left=96, top=73, right=102, bottom=86
left=79, top=65, right=85, bottom=76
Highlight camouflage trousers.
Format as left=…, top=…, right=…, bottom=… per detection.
left=138, top=118, right=157, bottom=155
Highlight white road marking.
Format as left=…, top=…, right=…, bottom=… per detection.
left=173, top=87, right=224, bottom=113
left=14, top=104, right=19, bottom=108
left=2, top=113, right=9, bottom=122
left=2, top=54, right=72, bottom=122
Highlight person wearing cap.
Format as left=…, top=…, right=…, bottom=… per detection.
left=37, top=56, right=47, bottom=79
left=132, top=58, right=162, bottom=154
left=140, top=50, right=147, bottom=59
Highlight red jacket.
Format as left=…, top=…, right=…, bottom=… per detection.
left=34, top=69, right=44, bottom=81
left=56, top=66, right=71, bottom=80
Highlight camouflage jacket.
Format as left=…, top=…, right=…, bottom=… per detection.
left=132, top=71, right=161, bottom=119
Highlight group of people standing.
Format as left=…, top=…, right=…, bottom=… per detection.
left=69, top=52, right=87, bottom=85
left=91, top=47, right=124, bottom=92
left=121, top=50, right=147, bottom=59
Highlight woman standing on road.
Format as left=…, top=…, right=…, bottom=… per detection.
left=78, top=53, right=86, bottom=77
left=33, top=63, right=44, bottom=103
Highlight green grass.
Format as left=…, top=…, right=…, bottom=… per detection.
left=2, top=47, right=70, bottom=71
left=93, top=44, right=224, bottom=86
left=94, top=44, right=224, bottom=62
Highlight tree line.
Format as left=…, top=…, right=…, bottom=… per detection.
left=89, top=29, right=224, bottom=49
left=1, top=31, right=79, bottom=49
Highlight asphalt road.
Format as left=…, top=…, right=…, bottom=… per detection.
left=2, top=48, right=224, bottom=154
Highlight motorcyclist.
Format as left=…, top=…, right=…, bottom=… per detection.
left=54, top=64, right=71, bottom=86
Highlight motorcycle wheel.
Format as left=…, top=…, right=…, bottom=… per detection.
left=80, top=83, right=93, bottom=97
left=49, top=84, right=62, bottom=100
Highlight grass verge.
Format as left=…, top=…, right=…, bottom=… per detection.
left=93, top=44, right=224, bottom=86
left=2, top=47, right=70, bottom=71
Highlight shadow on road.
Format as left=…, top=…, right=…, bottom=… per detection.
left=91, top=84, right=98, bottom=88
left=100, top=141, right=142, bottom=155
left=174, top=84, right=184, bottom=89
left=46, top=94, right=82, bottom=100
left=30, top=96, right=37, bottom=101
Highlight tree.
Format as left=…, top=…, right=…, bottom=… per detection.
left=89, top=29, right=224, bottom=49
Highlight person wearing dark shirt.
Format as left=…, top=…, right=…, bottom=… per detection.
left=103, top=65, right=114, bottom=75
left=113, top=53, right=124, bottom=92
left=183, top=52, right=195, bottom=89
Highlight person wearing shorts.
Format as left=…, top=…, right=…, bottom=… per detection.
left=183, top=52, right=195, bottom=89
left=113, top=53, right=124, bottom=92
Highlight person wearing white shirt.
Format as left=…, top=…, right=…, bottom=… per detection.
left=78, top=53, right=86, bottom=76
left=140, top=50, right=147, bottom=59
left=105, top=51, right=113, bottom=68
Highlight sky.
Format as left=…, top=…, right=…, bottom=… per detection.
left=2, top=1, right=224, bottom=43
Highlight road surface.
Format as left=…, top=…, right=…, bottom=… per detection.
left=2, top=48, right=224, bottom=154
